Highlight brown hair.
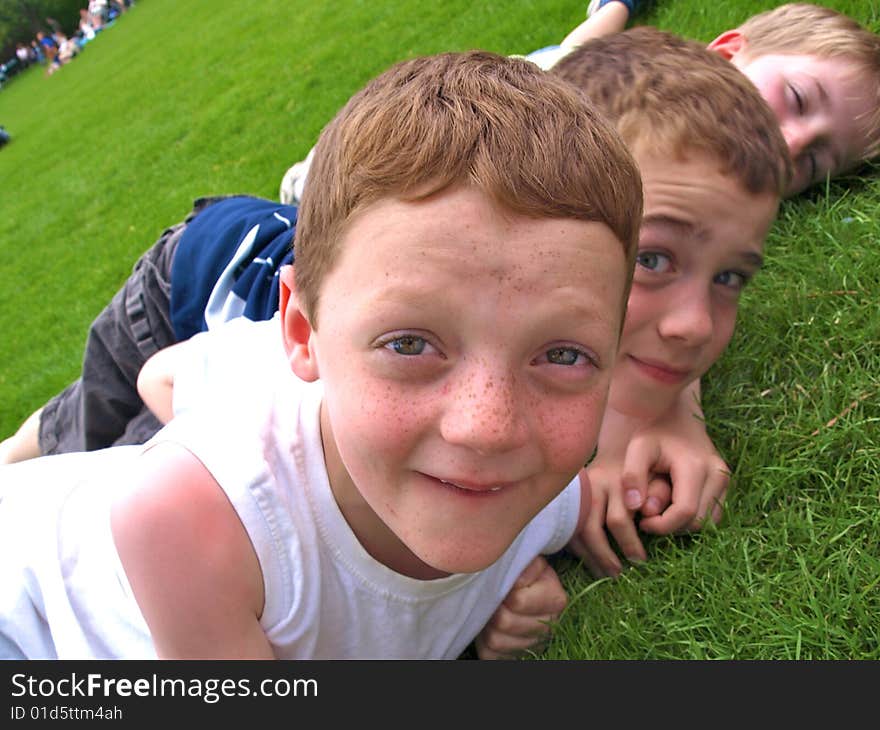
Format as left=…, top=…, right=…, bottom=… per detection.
left=294, top=50, right=642, bottom=323
left=552, top=26, right=792, bottom=196
left=737, top=2, right=880, bottom=160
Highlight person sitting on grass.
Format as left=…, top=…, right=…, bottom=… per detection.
left=523, top=1, right=880, bottom=198
left=0, top=49, right=643, bottom=660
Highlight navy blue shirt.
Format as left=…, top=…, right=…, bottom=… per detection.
left=170, top=196, right=297, bottom=341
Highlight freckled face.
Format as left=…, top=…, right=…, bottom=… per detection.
left=294, top=186, right=627, bottom=578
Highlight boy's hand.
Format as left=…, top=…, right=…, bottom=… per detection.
left=623, top=425, right=729, bottom=536
left=568, top=421, right=729, bottom=577
left=567, top=453, right=673, bottom=576
left=475, top=555, right=567, bottom=660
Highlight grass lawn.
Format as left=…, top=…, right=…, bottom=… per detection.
left=0, top=0, right=877, bottom=659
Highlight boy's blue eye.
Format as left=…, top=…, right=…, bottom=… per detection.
left=636, top=251, right=671, bottom=273
left=386, top=335, right=426, bottom=355
left=714, top=270, right=748, bottom=290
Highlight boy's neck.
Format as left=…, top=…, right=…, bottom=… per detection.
left=597, top=398, right=671, bottom=459
left=318, top=403, right=450, bottom=581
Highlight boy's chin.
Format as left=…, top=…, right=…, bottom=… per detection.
left=609, top=389, right=680, bottom=422
left=410, top=532, right=520, bottom=578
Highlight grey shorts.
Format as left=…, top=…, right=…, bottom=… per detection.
left=38, top=197, right=227, bottom=454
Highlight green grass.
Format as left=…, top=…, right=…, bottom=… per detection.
left=1, top=0, right=878, bottom=659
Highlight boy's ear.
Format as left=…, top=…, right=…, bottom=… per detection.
left=707, top=30, right=747, bottom=60
left=279, top=265, right=320, bottom=382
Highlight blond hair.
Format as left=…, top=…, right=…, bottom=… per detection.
left=737, top=2, right=880, bottom=160
left=294, top=51, right=642, bottom=323
left=552, top=26, right=792, bottom=196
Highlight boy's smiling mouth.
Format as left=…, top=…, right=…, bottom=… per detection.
left=628, top=355, right=691, bottom=385
left=439, top=479, right=504, bottom=493
left=419, top=472, right=508, bottom=495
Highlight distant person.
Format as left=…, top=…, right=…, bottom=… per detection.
left=15, top=44, right=31, bottom=69
left=30, top=40, right=45, bottom=65
left=88, top=0, right=107, bottom=30
left=35, top=31, right=58, bottom=68
left=78, top=10, right=97, bottom=42
left=56, top=34, right=80, bottom=65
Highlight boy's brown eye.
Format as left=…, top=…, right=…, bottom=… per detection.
left=546, top=347, right=588, bottom=366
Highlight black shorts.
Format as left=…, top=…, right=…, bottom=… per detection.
left=38, top=197, right=227, bottom=454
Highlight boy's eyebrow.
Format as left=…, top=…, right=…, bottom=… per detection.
left=739, top=251, right=764, bottom=269
left=640, top=215, right=696, bottom=237
left=642, top=215, right=764, bottom=269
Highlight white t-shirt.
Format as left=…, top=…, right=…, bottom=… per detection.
left=0, top=317, right=581, bottom=658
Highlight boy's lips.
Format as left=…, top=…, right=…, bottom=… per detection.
left=628, top=355, right=691, bottom=385
left=420, top=472, right=511, bottom=495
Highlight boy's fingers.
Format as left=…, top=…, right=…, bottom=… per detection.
left=486, top=603, right=558, bottom=637
left=605, top=488, right=646, bottom=564
left=636, top=445, right=731, bottom=534
left=621, top=437, right=667, bottom=510
left=475, top=612, right=554, bottom=659
left=639, top=500, right=698, bottom=535
left=477, top=582, right=563, bottom=660
left=505, top=558, right=567, bottom=616
left=584, top=488, right=625, bottom=576
left=676, top=460, right=728, bottom=531
left=569, top=486, right=621, bottom=576
left=710, top=489, right=727, bottom=524
left=694, top=468, right=729, bottom=528
left=511, top=555, right=549, bottom=591
left=640, top=476, right=672, bottom=517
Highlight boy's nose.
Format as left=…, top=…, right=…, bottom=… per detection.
left=440, top=369, right=530, bottom=455
left=656, top=287, right=714, bottom=347
left=782, top=119, right=819, bottom=160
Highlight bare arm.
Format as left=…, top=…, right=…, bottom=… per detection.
left=560, top=1, right=631, bottom=49
left=0, top=406, right=43, bottom=464
left=136, top=341, right=192, bottom=425
left=111, top=441, right=272, bottom=658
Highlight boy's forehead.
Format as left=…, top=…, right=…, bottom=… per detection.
left=636, top=150, right=777, bottom=246
left=327, top=186, right=628, bottom=304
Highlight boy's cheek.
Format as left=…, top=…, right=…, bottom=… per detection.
left=330, top=382, right=424, bottom=447
left=536, top=390, right=608, bottom=471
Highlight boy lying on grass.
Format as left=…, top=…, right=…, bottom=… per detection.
left=1, top=29, right=789, bottom=658
left=135, top=29, right=790, bottom=659
left=473, top=0, right=880, bottom=655
left=0, top=50, right=643, bottom=659
left=4, top=3, right=875, bottom=468
left=524, top=1, right=880, bottom=198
